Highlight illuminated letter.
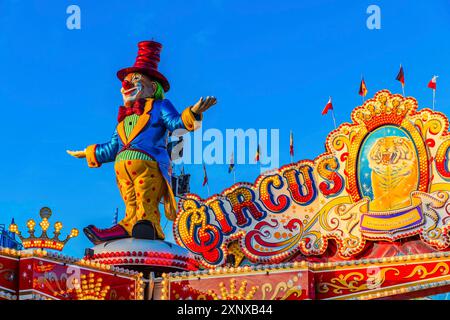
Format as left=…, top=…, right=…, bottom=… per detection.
left=317, top=157, right=344, bottom=196
left=226, top=187, right=266, bottom=227
left=436, top=139, right=450, bottom=179
left=283, top=165, right=317, bottom=205
left=209, top=199, right=235, bottom=234
left=259, top=174, right=290, bottom=212
left=177, top=199, right=222, bottom=264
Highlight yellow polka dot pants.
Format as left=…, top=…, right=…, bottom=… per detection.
left=114, top=159, right=175, bottom=240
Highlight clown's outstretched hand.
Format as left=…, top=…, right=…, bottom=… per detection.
left=191, top=96, right=217, bottom=115
left=67, top=149, right=86, bottom=158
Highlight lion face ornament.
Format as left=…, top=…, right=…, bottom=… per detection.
left=368, top=136, right=418, bottom=211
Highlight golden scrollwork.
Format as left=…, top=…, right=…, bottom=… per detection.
left=261, top=274, right=302, bottom=300
left=331, top=128, right=358, bottom=152
left=414, top=114, right=444, bottom=139
left=404, top=262, right=450, bottom=279
left=278, top=287, right=304, bottom=300
left=318, top=267, right=400, bottom=294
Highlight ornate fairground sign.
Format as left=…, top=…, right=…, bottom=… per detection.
left=0, top=247, right=144, bottom=300
left=174, top=90, right=450, bottom=268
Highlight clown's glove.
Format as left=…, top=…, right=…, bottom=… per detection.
left=66, top=149, right=86, bottom=158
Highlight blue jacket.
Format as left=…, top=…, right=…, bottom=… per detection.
left=85, top=98, right=199, bottom=183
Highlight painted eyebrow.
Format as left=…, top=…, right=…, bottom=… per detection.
left=132, top=74, right=142, bottom=81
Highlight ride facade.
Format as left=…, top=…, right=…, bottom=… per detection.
left=2, top=40, right=450, bottom=300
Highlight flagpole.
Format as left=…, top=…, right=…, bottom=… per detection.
left=361, top=74, right=365, bottom=104
left=203, top=164, right=210, bottom=196
left=331, top=109, right=337, bottom=129
left=433, top=89, right=436, bottom=111
left=396, top=64, right=405, bottom=97
left=233, top=168, right=236, bottom=184
left=229, top=151, right=236, bottom=184
left=290, top=130, right=294, bottom=163
left=255, top=144, right=261, bottom=173
left=162, top=219, right=169, bottom=233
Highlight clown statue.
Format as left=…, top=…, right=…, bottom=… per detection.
left=67, top=41, right=216, bottom=244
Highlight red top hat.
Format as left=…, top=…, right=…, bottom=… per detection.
left=117, top=41, right=170, bottom=92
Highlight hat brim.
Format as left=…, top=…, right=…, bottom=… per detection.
left=117, top=67, right=170, bottom=92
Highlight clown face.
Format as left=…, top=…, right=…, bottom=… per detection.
left=121, top=72, right=156, bottom=105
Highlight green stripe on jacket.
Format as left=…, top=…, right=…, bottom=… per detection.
left=115, top=114, right=155, bottom=163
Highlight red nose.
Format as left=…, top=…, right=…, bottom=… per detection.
left=122, top=80, right=133, bottom=90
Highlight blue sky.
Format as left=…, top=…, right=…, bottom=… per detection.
left=0, top=0, right=449, bottom=257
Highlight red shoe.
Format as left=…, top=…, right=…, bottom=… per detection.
left=83, top=224, right=129, bottom=245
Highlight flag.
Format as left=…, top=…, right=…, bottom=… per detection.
left=228, top=152, right=235, bottom=173
left=428, top=75, right=438, bottom=90
left=202, top=164, right=208, bottom=186
left=289, top=131, right=294, bottom=157
left=322, top=97, right=333, bottom=115
left=359, top=78, right=368, bottom=97
left=396, top=65, right=405, bottom=86
left=255, top=144, right=260, bottom=162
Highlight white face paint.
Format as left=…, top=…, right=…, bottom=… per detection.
left=120, top=73, right=155, bottom=105
left=122, top=81, right=143, bottom=103
left=121, top=73, right=143, bottom=103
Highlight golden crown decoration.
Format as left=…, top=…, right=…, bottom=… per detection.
left=8, top=207, right=79, bottom=251
left=72, top=273, right=111, bottom=300
left=351, top=90, right=418, bottom=130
